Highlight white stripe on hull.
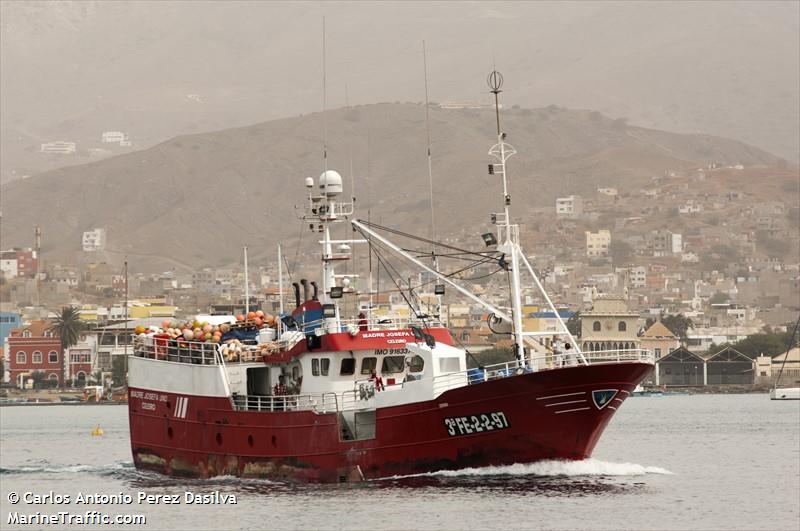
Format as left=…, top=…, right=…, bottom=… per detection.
left=545, top=399, right=587, bottom=407
left=554, top=407, right=590, bottom=414
left=536, top=392, right=586, bottom=401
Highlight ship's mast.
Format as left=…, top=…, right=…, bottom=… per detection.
left=487, top=71, right=525, bottom=363
left=486, top=71, right=584, bottom=365
left=243, top=245, right=249, bottom=316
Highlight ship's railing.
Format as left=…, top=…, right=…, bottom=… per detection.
left=462, top=349, right=654, bottom=384
left=338, top=349, right=655, bottom=399
left=377, top=348, right=654, bottom=397
left=231, top=392, right=338, bottom=413
left=295, top=315, right=446, bottom=336
left=131, top=337, right=221, bottom=365
left=582, top=349, right=655, bottom=365
left=341, top=381, right=378, bottom=411
left=131, top=336, right=294, bottom=365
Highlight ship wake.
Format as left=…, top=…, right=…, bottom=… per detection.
left=381, top=458, right=673, bottom=480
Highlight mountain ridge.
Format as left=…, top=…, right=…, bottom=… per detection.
left=0, top=103, right=789, bottom=273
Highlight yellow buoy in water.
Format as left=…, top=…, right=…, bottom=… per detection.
left=91, top=426, right=104, bottom=437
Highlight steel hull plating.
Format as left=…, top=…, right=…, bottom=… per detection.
left=128, top=362, right=653, bottom=482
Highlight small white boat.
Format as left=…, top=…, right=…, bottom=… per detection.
left=770, top=387, right=800, bottom=400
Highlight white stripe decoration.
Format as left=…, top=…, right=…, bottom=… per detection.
left=545, top=399, right=587, bottom=407
left=173, top=396, right=189, bottom=419
left=554, top=407, right=590, bottom=414
left=536, top=391, right=586, bottom=401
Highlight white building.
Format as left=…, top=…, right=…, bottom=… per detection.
left=101, top=131, right=131, bottom=146
left=629, top=266, right=647, bottom=288
left=679, top=200, right=703, bottom=214
left=597, top=187, right=618, bottom=197
left=586, top=230, right=611, bottom=257
left=40, top=141, right=76, bottom=154
left=0, top=253, right=18, bottom=279
left=82, top=228, right=107, bottom=252
left=670, top=233, right=683, bottom=254
left=556, top=195, right=583, bottom=218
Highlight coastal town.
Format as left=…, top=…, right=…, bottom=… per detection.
left=2, top=161, right=797, bottom=399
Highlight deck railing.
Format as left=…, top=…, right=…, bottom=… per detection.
left=296, top=315, right=446, bottom=336
left=231, top=392, right=338, bottom=413
left=392, top=348, right=654, bottom=397
left=132, top=337, right=221, bottom=365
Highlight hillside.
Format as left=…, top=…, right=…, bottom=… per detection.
left=0, top=103, right=788, bottom=272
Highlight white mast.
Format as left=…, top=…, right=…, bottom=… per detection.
left=278, top=244, right=284, bottom=315
left=486, top=71, right=525, bottom=364
left=423, top=41, right=436, bottom=257
left=322, top=16, right=328, bottom=172
left=243, top=245, right=249, bottom=316
left=486, top=70, right=584, bottom=366
left=277, top=244, right=284, bottom=337
left=423, top=40, right=442, bottom=319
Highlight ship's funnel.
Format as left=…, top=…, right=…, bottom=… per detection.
left=292, top=282, right=301, bottom=308
left=301, top=279, right=310, bottom=301
left=310, top=281, right=319, bottom=300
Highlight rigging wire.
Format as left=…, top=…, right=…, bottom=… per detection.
left=352, top=224, right=501, bottom=288
left=357, top=219, right=498, bottom=260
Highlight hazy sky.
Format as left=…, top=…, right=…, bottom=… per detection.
left=1, top=0, right=798, bottom=183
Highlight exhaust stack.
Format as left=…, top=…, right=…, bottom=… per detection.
left=292, top=282, right=301, bottom=307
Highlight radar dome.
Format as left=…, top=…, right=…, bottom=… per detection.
left=304, top=177, right=314, bottom=188
left=319, top=170, right=343, bottom=197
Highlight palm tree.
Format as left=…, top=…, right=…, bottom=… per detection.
left=662, top=313, right=694, bottom=345
left=53, top=306, right=85, bottom=388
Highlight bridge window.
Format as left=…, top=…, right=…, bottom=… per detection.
left=32, top=351, right=42, bottom=363
left=340, top=358, right=355, bottom=376
left=409, top=355, right=424, bottom=373
left=381, top=356, right=406, bottom=374
left=16, top=352, right=26, bottom=363
left=361, top=357, right=377, bottom=375
left=49, top=351, right=59, bottom=363
left=311, top=358, right=330, bottom=376
left=618, top=321, right=627, bottom=332
left=593, top=321, right=601, bottom=331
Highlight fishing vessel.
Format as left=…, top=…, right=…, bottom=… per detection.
left=127, top=72, right=655, bottom=482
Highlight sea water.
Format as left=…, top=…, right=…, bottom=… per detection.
left=1, top=394, right=798, bottom=530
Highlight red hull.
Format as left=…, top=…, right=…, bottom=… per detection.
left=128, top=362, right=652, bottom=482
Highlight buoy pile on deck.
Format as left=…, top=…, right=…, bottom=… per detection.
left=133, top=311, right=280, bottom=362
left=134, top=312, right=276, bottom=344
